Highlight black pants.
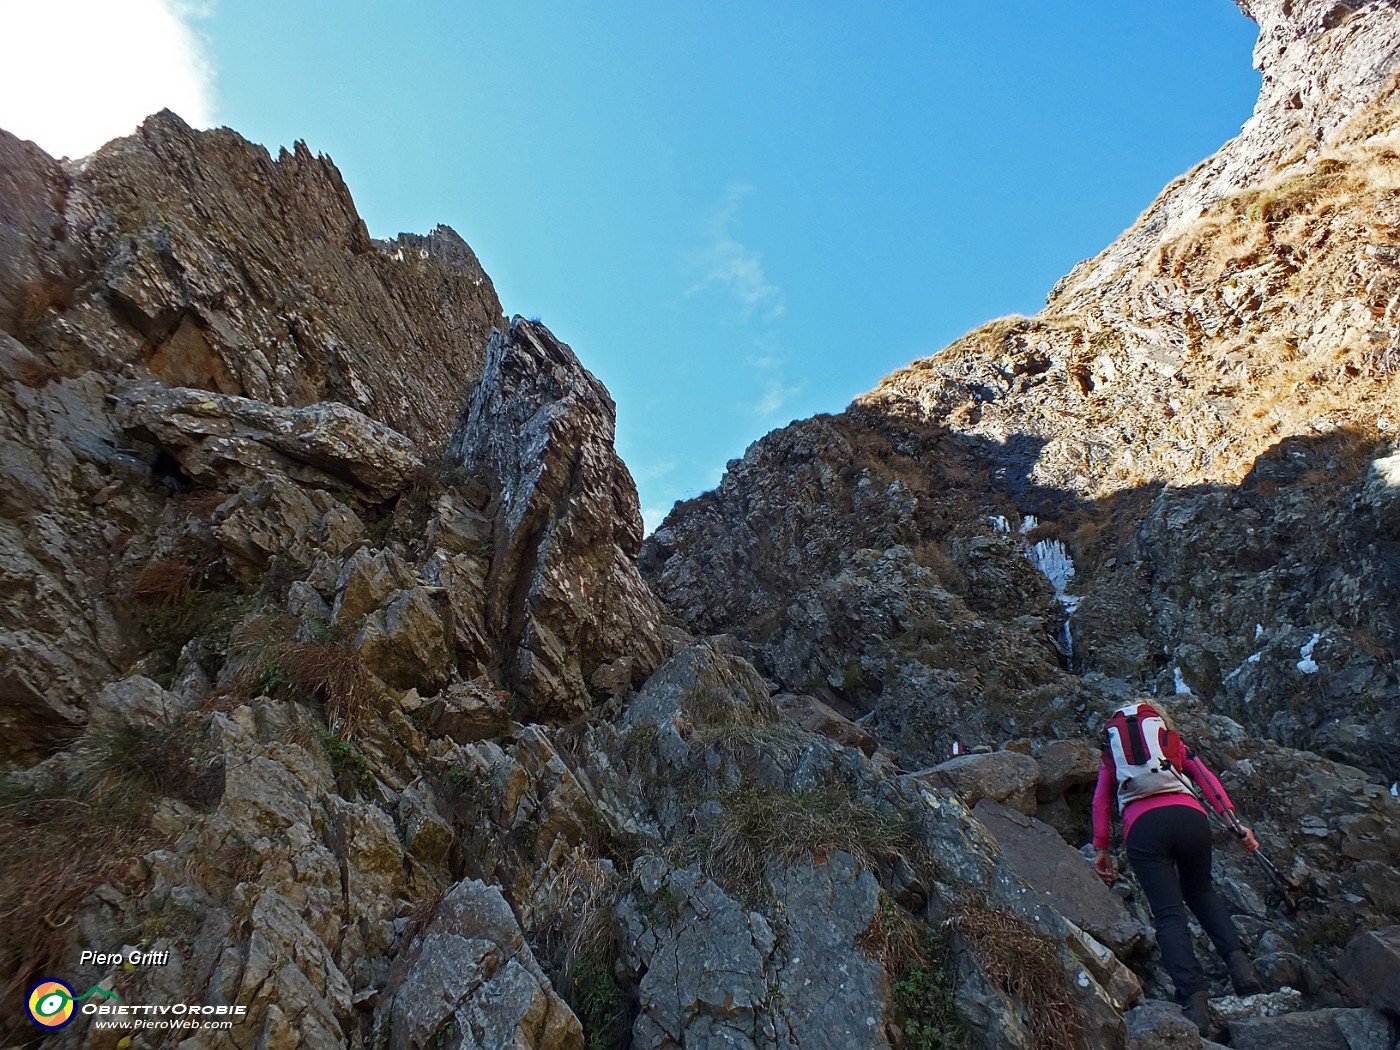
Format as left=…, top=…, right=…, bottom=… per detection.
left=1126, top=804, right=1244, bottom=999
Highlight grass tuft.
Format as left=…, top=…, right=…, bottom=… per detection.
left=679, top=784, right=913, bottom=891
left=950, top=904, right=1087, bottom=1050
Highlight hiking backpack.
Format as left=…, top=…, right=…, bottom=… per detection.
left=1103, top=702, right=1190, bottom=808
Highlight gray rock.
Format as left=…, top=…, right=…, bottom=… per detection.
left=334, top=546, right=417, bottom=625
left=973, top=798, right=1148, bottom=955
left=380, top=879, right=582, bottom=1050
left=1229, top=1008, right=1399, bottom=1050
left=774, top=692, right=879, bottom=755
left=419, top=680, right=511, bottom=744
left=116, top=384, right=424, bottom=500
left=1126, top=999, right=1202, bottom=1050
left=1338, top=926, right=1400, bottom=1015
left=449, top=318, right=670, bottom=719
left=88, top=675, right=184, bottom=730
left=397, top=783, right=453, bottom=866
left=1036, top=738, right=1102, bottom=802
left=214, top=476, right=362, bottom=575
left=353, top=587, right=453, bottom=692
left=919, top=751, right=1042, bottom=815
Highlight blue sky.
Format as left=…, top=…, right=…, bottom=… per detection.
left=6, top=2, right=1262, bottom=531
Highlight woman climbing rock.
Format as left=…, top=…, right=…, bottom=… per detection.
left=1091, top=700, right=1263, bottom=1034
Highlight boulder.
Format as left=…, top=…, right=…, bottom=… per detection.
left=1229, top=1009, right=1398, bottom=1050
left=353, top=588, right=453, bottom=692
left=774, top=692, right=879, bottom=755
left=418, top=680, right=511, bottom=744
left=116, top=384, right=423, bottom=500
left=1126, top=999, right=1202, bottom=1050
left=214, top=475, right=364, bottom=575
left=624, top=854, right=889, bottom=1050
left=1338, top=926, right=1400, bottom=1016
left=918, top=750, right=1041, bottom=815
left=972, top=798, right=1148, bottom=955
left=379, top=879, right=582, bottom=1050
left=89, top=675, right=185, bottom=731
left=447, top=318, right=670, bottom=718
left=1036, top=739, right=1102, bottom=802
left=396, top=783, right=453, bottom=866
left=333, top=547, right=417, bottom=625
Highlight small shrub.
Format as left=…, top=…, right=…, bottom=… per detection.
left=127, top=546, right=250, bottom=670
left=570, top=953, right=630, bottom=1050
left=230, top=615, right=378, bottom=734
left=76, top=720, right=212, bottom=806
left=320, top=732, right=374, bottom=793
left=16, top=274, right=75, bottom=333
left=858, top=896, right=964, bottom=1048
left=535, top=850, right=632, bottom=1050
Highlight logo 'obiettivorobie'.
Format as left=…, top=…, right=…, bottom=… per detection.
left=26, top=979, right=120, bottom=1029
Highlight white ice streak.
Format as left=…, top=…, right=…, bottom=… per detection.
left=1032, top=538, right=1077, bottom=603
left=1297, top=633, right=1322, bottom=674
left=1174, top=667, right=1192, bottom=695
left=988, top=515, right=1037, bottom=535
left=989, top=516, right=1079, bottom=658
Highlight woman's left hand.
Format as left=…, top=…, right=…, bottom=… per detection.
left=1236, top=825, right=1260, bottom=852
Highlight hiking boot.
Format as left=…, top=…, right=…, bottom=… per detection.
left=1181, top=990, right=1211, bottom=1035
left=1226, top=949, right=1262, bottom=995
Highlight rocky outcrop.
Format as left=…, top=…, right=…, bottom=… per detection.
left=449, top=318, right=672, bottom=718
left=116, top=384, right=423, bottom=499
left=5, top=110, right=501, bottom=448
left=379, top=879, right=583, bottom=1050
left=6, top=1, right=1400, bottom=1047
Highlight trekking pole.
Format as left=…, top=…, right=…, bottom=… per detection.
left=1170, top=764, right=1296, bottom=894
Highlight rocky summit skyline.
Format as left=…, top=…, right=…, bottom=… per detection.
left=1, top=0, right=1399, bottom=1047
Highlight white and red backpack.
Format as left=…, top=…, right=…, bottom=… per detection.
left=1103, top=702, right=1191, bottom=809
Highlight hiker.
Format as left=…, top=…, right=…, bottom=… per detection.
left=1091, top=700, right=1263, bottom=1034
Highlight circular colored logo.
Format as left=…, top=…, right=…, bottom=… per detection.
left=27, top=980, right=76, bottom=1028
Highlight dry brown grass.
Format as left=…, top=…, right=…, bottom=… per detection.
left=950, top=905, right=1087, bottom=1050
left=0, top=777, right=156, bottom=1033
left=15, top=274, right=75, bottom=333
left=678, top=784, right=914, bottom=892
left=227, top=614, right=380, bottom=734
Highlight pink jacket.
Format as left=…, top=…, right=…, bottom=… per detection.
left=1092, top=749, right=1234, bottom=850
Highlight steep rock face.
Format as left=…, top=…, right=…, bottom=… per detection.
left=450, top=318, right=672, bottom=719
left=0, top=113, right=505, bottom=761
left=4, top=110, right=502, bottom=447
left=644, top=0, right=1400, bottom=777
left=5, top=4, right=1400, bottom=1049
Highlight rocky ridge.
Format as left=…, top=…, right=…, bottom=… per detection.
left=1, top=2, right=1399, bottom=1050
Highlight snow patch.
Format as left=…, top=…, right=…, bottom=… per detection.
left=1296, top=633, right=1321, bottom=674
left=1224, top=650, right=1264, bottom=682
left=1173, top=667, right=1192, bottom=695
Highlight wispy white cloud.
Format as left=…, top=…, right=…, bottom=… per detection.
left=630, top=459, right=677, bottom=485
left=0, top=0, right=217, bottom=159
left=641, top=505, right=668, bottom=537
left=750, top=379, right=799, bottom=419
left=687, top=185, right=784, bottom=319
